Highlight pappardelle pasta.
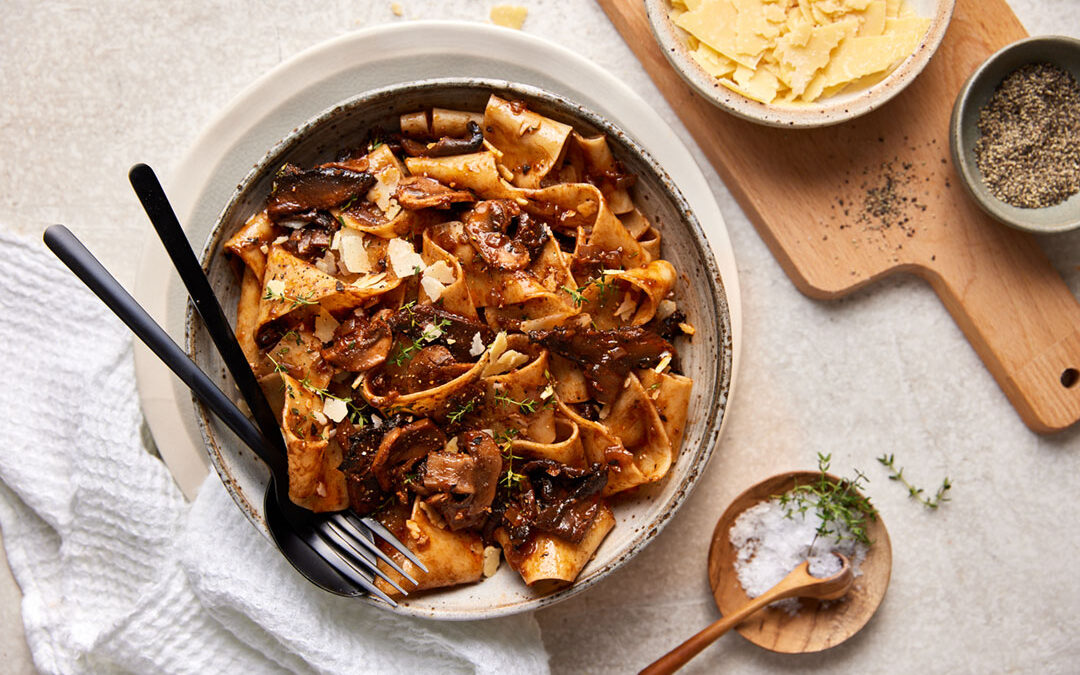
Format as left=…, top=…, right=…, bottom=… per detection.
left=224, top=94, right=694, bottom=595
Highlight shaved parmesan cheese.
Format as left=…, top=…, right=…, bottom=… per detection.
left=372, top=415, right=384, bottom=429
left=314, top=311, right=340, bottom=343
left=314, top=251, right=337, bottom=276
left=350, top=272, right=388, bottom=290
left=420, top=322, right=443, bottom=342
left=322, top=397, right=348, bottom=424
left=483, top=545, right=502, bottom=577
left=419, top=260, right=455, bottom=302
left=654, top=352, right=673, bottom=373
left=482, top=332, right=529, bottom=377
left=420, top=275, right=446, bottom=303
left=657, top=299, right=678, bottom=320
left=469, top=332, right=485, bottom=357
left=444, top=437, right=460, bottom=453
left=387, top=238, right=424, bottom=277
left=679, top=322, right=696, bottom=335
left=338, top=228, right=371, bottom=274
left=367, top=166, right=402, bottom=213
left=425, top=260, right=456, bottom=284
left=490, top=5, right=527, bottom=29
left=330, top=229, right=342, bottom=251
left=540, top=384, right=554, bottom=400
left=311, top=410, right=328, bottom=426
left=264, top=279, right=285, bottom=297
left=614, top=291, right=637, bottom=319
left=272, top=235, right=288, bottom=245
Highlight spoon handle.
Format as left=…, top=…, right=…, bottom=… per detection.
left=42, top=224, right=282, bottom=472
left=639, top=573, right=807, bottom=675
left=128, top=164, right=287, bottom=457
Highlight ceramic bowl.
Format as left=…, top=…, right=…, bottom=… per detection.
left=187, top=78, right=733, bottom=619
left=645, top=0, right=955, bottom=128
left=949, top=35, right=1080, bottom=234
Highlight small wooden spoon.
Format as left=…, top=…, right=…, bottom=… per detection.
left=640, top=555, right=854, bottom=675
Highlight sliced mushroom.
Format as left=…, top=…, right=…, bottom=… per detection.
left=462, top=200, right=531, bottom=271
left=424, top=431, right=502, bottom=530
left=528, top=325, right=674, bottom=404
left=371, top=418, right=447, bottom=493
left=400, top=120, right=485, bottom=158
left=338, top=421, right=385, bottom=516
left=394, top=175, right=476, bottom=210
left=321, top=309, right=393, bottom=372
left=267, top=165, right=375, bottom=220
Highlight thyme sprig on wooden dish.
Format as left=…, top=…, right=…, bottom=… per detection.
left=776, top=452, right=876, bottom=548
left=877, top=454, right=952, bottom=509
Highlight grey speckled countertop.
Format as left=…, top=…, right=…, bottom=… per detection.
left=3, top=1, right=1080, bottom=673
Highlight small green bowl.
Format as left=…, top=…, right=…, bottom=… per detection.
left=949, top=36, right=1080, bottom=234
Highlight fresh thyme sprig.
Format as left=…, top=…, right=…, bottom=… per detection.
left=561, top=274, right=612, bottom=307
left=389, top=316, right=451, bottom=366
left=776, top=452, right=876, bottom=549
left=496, top=429, right=525, bottom=489
left=262, top=285, right=317, bottom=309
left=447, top=399, right=477, bottom=424
left=877, top=454, right=952, bottom=509
left=493, top=390, right=538, bottom=414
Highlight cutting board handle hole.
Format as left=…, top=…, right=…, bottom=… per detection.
left=1062, top=368, right=1080, bottom=389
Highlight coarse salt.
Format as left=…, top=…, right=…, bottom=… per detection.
left=729, top=494, right=868, bottom=614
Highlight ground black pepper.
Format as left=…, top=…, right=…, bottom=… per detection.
left=973, top=63, right=1080, bottom=209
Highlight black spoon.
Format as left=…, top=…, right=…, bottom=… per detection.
left=43, top=224, right=400, bottom=603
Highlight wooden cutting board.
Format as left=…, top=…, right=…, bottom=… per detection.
left=597, top=0, right=1080, bottom=433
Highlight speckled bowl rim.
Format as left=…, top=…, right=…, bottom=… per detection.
left=645, top=0, right=956, bottom=128
left=949, top=35, right=1080, bottom=234
left=186, top=77, right=733, bottom=619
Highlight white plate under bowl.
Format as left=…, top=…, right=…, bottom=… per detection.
left=132, top=20, right=743, bottom=616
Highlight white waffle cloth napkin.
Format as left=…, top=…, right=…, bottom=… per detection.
left=0, top=230, right=550, bottom=674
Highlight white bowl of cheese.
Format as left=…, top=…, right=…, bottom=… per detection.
left=648, top=0, right=954, bottom=127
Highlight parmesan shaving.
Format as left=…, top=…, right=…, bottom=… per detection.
left=679, top=321, right=696, bottom=335
left=469, top=332, right=486, bottom=357
left=313, top=251, right=337, bottom=276
left=445, top=437, right=460, bottom=453
left=482, top=332, right=530, bottom=377
left=264, top=279, right=285, bottom=297
left=367, top=166, right=402, bottom=213
left=338, top=228, right=371, bottom=274
left=322, top=397, right=348, bottom=424
left=311, top=410, right=328, bottom=426
left=425, top=259, right=456, bottom=284
left=490, top=5, right=527, bottom=29
left=614, top=291, right=637, bottom=319
left=657, top=299, right=678, bottom=320
left=420, top=322, right=443, bottom=342
left=350, top=272, right=388, bottom=290
left=387, top=238, right=425, bottom=277
left=654, top=352, right=673, bottom=373
left=420, top=274, right=446, bottom=303
left=482, top=546, right=502, bottom=577
left=314, top=311, right=340, bottom=343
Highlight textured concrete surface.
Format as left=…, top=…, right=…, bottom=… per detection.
left=2, top=1, right=1079, bottom=673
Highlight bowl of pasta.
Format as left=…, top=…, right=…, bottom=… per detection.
left=648, top=0, right=955, bottom=127
left=189, top=79, right=732, bottom=618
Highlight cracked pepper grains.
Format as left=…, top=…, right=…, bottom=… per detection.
left=973, top=63, right=1080, bottom=209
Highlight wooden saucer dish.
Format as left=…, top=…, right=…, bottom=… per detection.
left=708, top=471, right=893, bottom=654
